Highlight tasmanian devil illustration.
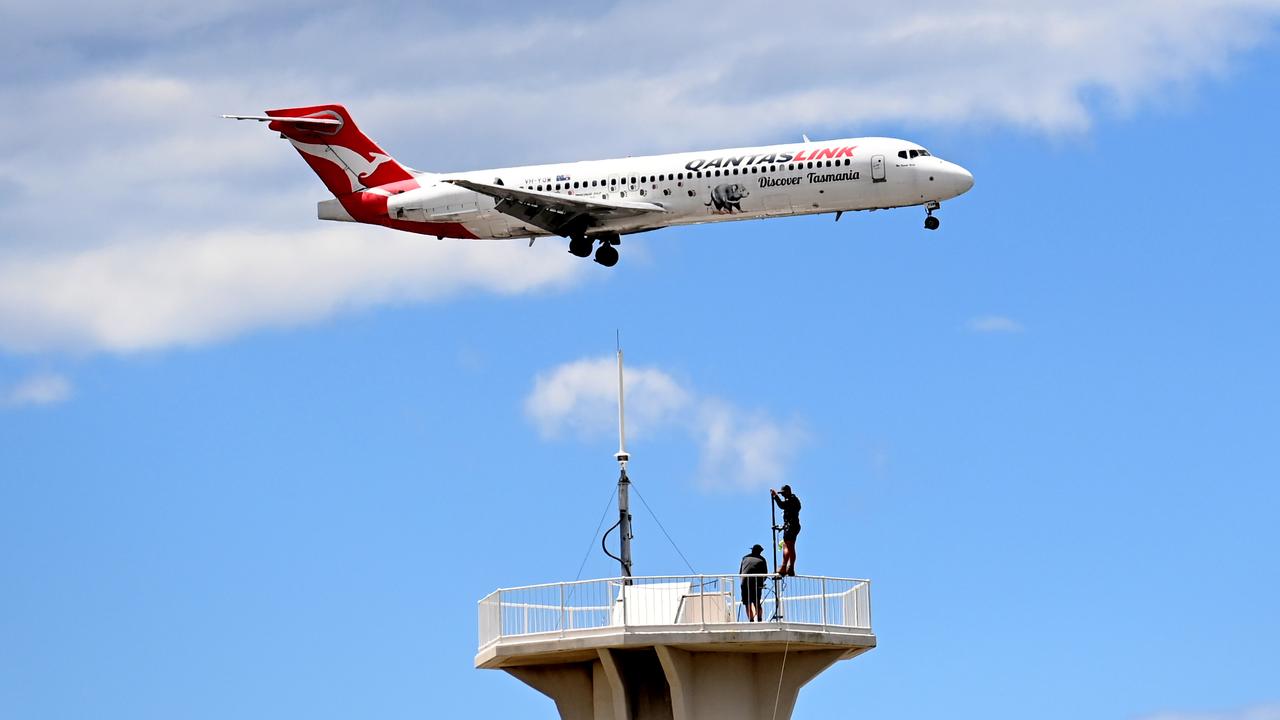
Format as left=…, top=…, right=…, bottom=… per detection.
left=705, top=183, right=750, bottom=214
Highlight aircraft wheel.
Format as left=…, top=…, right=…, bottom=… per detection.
left=594, top=243, right=619, bottom=267
left=568, top=236, right=593, bottom=257
left=924, top=215, right=940, bottom=230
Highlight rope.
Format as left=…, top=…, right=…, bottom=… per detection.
left=771, top=635, right=792, bottom=720
left=631, top=481, right=698, bottom=575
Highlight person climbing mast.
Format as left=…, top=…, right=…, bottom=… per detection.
left=771, top=485, right=802, bottom=576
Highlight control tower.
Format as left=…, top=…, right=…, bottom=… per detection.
left=475, top=349, right=876, bottom=719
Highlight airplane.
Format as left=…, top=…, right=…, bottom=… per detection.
left=224, top=104, right=974, bottom=267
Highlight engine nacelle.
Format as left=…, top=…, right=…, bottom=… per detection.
left=386, top=181, right=484, bottom=222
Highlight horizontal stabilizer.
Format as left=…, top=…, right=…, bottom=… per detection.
left=221, top=114, right=342, bottom=125
left=224, top=104, right=414, bottom=195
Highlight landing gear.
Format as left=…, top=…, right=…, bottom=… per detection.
left=594, top=243, right=619, bottom=267
left=568, top=236, right=593, bottom=258
left=924, top=201, right=941, bottom=230
left=568, top=231, right=621, bottom=267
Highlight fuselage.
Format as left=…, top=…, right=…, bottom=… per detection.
left=332, top=137, right=974, bottom=240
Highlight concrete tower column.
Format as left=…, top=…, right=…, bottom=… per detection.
left=480, top=623, right=874, bottom=720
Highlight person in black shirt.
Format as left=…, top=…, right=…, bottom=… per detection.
left=771, top=485, right=802, bottom=576
left=739, top=544, right=768, bottom=622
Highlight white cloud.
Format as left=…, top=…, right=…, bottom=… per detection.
left=3, top=372, right=72, bottom=407
left=0, top=227, right=585, bottom=353
left=525, top=356, right=805, bottom=492
left=967, top=315, right=1025, bottom=334
left=1137, top=704, right=1280, bottom=720
left=526, top=357, right=691, bottom=442
left=2, top=1, right=1278, bottom=355
left=694, top=399, right=807, bottom=492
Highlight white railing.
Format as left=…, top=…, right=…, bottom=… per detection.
left=478, top=574, right=871, bottom=649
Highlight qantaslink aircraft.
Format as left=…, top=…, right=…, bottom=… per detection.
left=225, top=104, right=974, bottom=267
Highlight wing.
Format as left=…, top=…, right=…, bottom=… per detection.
left=445, top=179, right=668, bottom=237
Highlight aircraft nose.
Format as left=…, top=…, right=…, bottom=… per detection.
left=951, top=163, right=974, bottom=195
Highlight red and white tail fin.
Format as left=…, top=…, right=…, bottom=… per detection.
left=228, top=104, right=415, bottom=197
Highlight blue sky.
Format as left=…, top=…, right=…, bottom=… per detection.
left=2, top=2, right=1280, bottom=719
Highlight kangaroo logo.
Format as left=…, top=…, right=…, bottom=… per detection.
left=705, top=183, right=750, bottom=214
left=289, top=140, right=397, bottom=193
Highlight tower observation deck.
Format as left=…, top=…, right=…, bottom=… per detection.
left=476, top=346, right=874, bottom=718
left=475, top=573, right=875, bottom=720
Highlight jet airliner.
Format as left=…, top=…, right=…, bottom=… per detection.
left=225, top=104, right=974, bottom=267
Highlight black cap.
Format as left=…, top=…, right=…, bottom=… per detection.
left=751, top=544, right=764, bottom=553
left=781, top=484, right=792, bottom=494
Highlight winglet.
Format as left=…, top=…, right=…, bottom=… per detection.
left=802, top=133, right=811, bottom=143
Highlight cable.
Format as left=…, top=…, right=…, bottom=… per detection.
left=770, top=635, right=792, bottom=720
left=631, top=481, right=698, bottom=575
left=573, top=485, right=618, bottom=584
left=601, top=520, right=623, bottom=564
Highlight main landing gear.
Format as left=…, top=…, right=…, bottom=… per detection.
left=568, top=232, right=621, bottom=267
left=568, top=236, right=593, bottom=258
left=924, top=201, right=941, bottom=230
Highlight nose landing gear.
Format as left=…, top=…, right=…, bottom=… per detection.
left=924, top=201, right=941, bottom=230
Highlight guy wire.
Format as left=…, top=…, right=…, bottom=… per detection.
left=631, top=481, right=698, bottom=575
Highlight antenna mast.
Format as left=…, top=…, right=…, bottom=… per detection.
left=615, top=339, right=634, bottom=581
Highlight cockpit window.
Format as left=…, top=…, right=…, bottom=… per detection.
left=918, top=149, right=931, bottom=156
left=909, top=149, right=919, bottom=158
left=898, top=150, right=908, bottom=159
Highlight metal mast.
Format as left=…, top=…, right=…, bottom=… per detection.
left=615, top=342, right=633, bottom=580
